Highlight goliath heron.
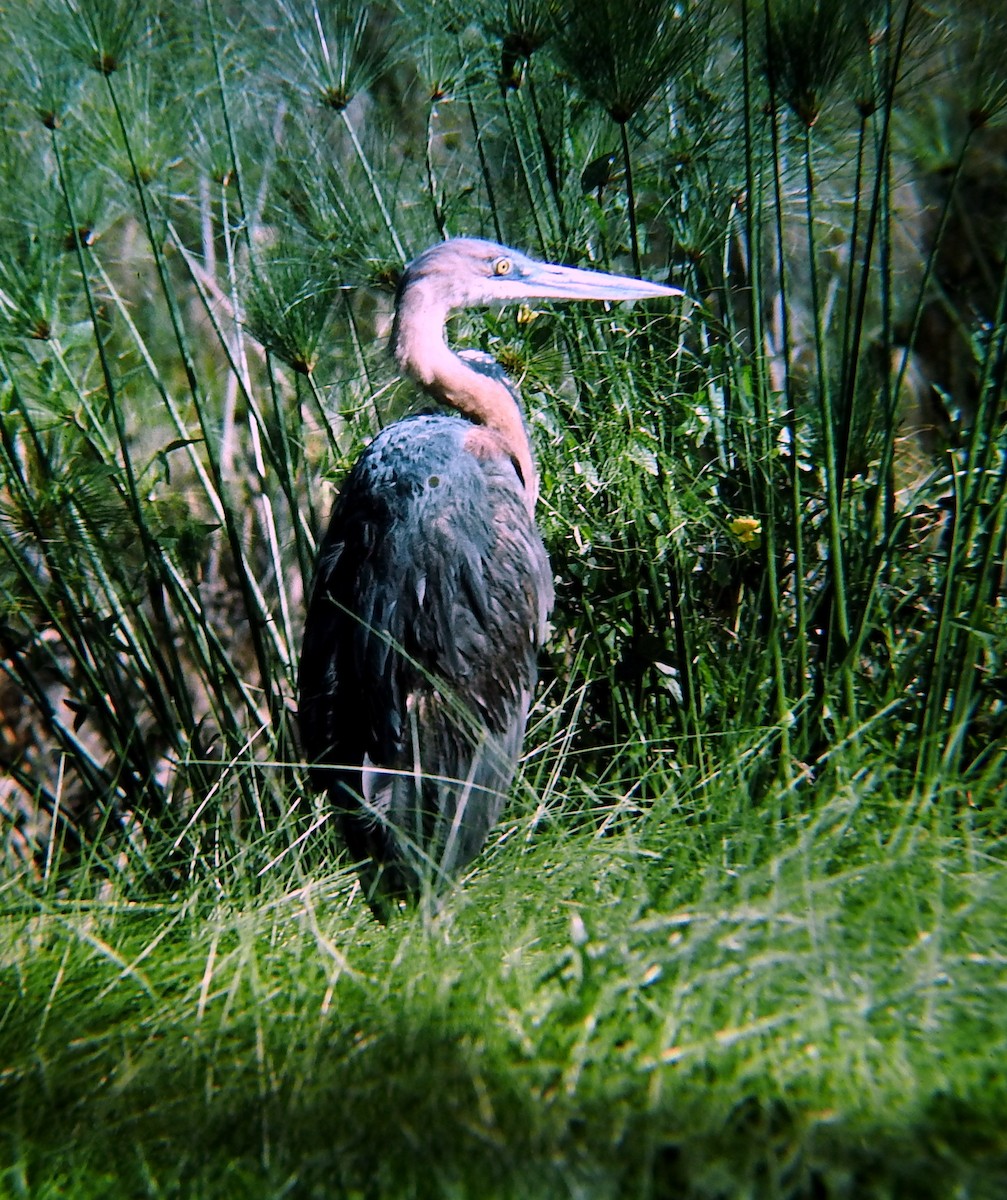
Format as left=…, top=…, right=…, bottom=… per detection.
left=298, top=238, right=682, bottom=916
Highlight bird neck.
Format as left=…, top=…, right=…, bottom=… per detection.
left=392, top=306, right=538, bottom=512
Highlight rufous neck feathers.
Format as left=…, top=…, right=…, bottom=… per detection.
left=391, top=294, right=537, bottom=511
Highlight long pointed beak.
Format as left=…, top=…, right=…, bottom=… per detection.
left=516, top=260, right=685, bottom=303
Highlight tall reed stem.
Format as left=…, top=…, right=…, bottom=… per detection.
left=619, top=121, right=642, bottom=278
left=803, top=126, right=853, bottom=728
left=740, top=0, right=791, bottom=771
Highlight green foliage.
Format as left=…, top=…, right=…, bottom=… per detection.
left=552, top=0, right=710, bottom=125
left=2, top=768, right=1007, bottom=1197
left=762, top=0, right=878, bottom=126
left=271, top=0, right=398, bottom=112
left=0, top=0, right=1005, bottom=1191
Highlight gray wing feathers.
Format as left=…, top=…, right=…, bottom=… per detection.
left=298, top=415, right=553, bottom=900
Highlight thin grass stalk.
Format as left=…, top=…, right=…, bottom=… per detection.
left=835, top=1, right=909, bottom=522
left=524, top=645, right=592, bottom=801
left=219, top=209, right=297, bottom=669
left=0, top=391, right=127, bottom=758
left=971, top=437, right=1007, bottom=607
left=83, top=232, right=254, bottom=768
left=955, top=250, right=1007, bottom=533
left=887, top=133, right=972, bottom=461
left=619, top=119, right=642, bottom=278
left=245, top=399, right=298, bottom=668
left=762, top=21, right=808, bottom=751
left=37, top=343, right=204, bottom=748
left=338, top=109, right=406, bottom=263
left=875, top=105, right=895, bottom=622
left=516, top=75, right=563, bottom=246
left=4, top=386, right=263, bottom=851
left=56, top=502, right=189, bottom=736
left=252, top=100, right=288, bottom=238
left=339, top=291, right=380, bottom=437
left=200, top=40, right=316, bottom=602
left=302, top=369, right=348, bottom=469
left=89, top=255, right=229, bottom=529
left=203, top=0, right=254, bottom=258
left=422, top=103, right=446, bottom=238
left=646, top=345, right=700, bottom=754
left=48, top=758, right=79, bottom=881
left=286, top=372, right=320, bottom=577
left=163, top=224, right=316, bottom=659
left=741, top=0, right=790, bottom=769
left=663, top=533, right=705, bottom=770
left=503, top=85, right=561, bottom=251
left=905, top=152, right=997, bottom=786
left=624, top=415, right=696, bottom=747
left=98, top=77, right=282, bottom=718
left=0, top=372, right=100, bottom=678
left=502, top=91, right=546, bottom=248
left=159, top=557, right=268, bottom=722
left=165, top=218, right=337, bottom=492
left=802, top=125, right=853, bottom=728
left=912, top=456, right=964, bottom=792
left=0, top=628, right=114, bottom=818
left=838, top=0, right=914, bottom=519
left=1, top=320, right=183, bottom=824
left=218, top=312, right=240, bottom=492
left=463, top=88, right=505, bottom=244
left=205, top=4, right=328, bottom=632
left=835, top=107, right=869, bottom=491
left=739, top=0, right=768, bottom=440
left=924, top=250, right=1007, bottom=775
left=526, top=66, right=564, bottom=227
left=49, top=122, right=170, bottom=644
left=177, top=212, right=345, bottom=490
left=0, top=530, right=147, bottom=821
left=204, top=0, right=314, bottom=629
left=45, top=339, right=119, bottom=456
left=844, top=5, right=922, bottom=671
left=941, top=477, right=1007, bottom=775
left=945, top=465, right=1007, bottom=753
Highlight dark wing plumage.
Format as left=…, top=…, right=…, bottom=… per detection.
left=298, top=412, right=553, bottom=905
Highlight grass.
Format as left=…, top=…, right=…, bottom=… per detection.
left=3, top=765, right=1007, bottom=1197
left=2, top=0, right=1007, bottom=1194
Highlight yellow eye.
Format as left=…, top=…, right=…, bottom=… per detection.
left=493, top=257, right=513, bottom=276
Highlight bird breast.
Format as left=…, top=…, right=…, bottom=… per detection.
left=306, top=412, right=553, bottom=730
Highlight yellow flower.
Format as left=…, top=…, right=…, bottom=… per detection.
left=729, top=516, right=762, bottom=546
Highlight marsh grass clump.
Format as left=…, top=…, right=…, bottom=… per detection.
left=551, top=0, right=715, bottom=272
left=761, top=0, right=877, bottom=126
left=0, top=190, right=67, bottom=345
left=552, top=0, right=708, bottom=125
left=479, top=0, right=561, bottom=89
left=941, top=0, right=1007, bottom=130
left=243, top=246, right=342, bottom=376
left=37, top=0, right=150, bottom=79
left=269, top=0, right=395, bottom=112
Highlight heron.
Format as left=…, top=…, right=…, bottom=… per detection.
left=298, top=237, right=683, bottom=916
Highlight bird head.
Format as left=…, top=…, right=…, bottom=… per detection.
left=397, top=238, right=685, bottom=314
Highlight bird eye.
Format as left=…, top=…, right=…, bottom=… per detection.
left=493, top=257, right=513, bottom=276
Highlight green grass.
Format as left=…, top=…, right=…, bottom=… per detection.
left=4, top=763, right=1007, bottom=1197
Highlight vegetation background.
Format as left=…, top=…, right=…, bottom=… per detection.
left=0, top=0, right=1005, bottom=1194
